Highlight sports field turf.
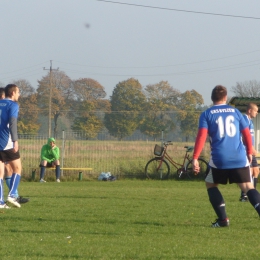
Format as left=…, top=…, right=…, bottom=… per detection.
left=2, top=180, right=260, bottom=259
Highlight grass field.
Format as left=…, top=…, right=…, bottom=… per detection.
left=2, top=180, right=259, bottom=260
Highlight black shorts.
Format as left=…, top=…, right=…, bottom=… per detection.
left=206, top=166, right=251, bottom=184
left=39, top=162, right=54, bottom=167
left=0, top=149, right=20, bottom=162
left=251, top=155, right=258, bottom=168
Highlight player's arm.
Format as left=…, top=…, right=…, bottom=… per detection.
left=193, top=128, right=208, bottom=159
left=41, top=146, right=52, bottom=163
left=51, top=147, right=60, bottom=160
left=192, top=128, right=208, bottom=173
left=9, top=116, right=19, bottom=152
left=241, top=127, right=253, bottom=163
left=9, top=116, right=18, bottom=143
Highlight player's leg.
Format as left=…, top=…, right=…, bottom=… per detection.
left=239, top=182, right=260, bottom=215
left=5, top=163, right=18, bottom=198
left=251, top=156, right=259, bottom=189
left=240, top=156, right=259, bottom=201
left=205, top=168, right=229, bottom=227
left=39, top=160, right=47, bottom=182
left=7, top=156, right=22, bottom=208
left=252, top=166, right=259, bottom=189
left=5, top=162, right=29, bottom=204
left=0, top=159, right=9, bottom=208
left=54, top=160, right=60, bottom=182
left=234, top=166, right=260, bottom=216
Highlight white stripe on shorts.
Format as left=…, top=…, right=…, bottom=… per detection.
left=205, top=168, right=214, bottom=183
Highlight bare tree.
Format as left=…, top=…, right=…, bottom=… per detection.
left=13, top=79, right=35, bottom=97
left=231, top=80, right=260, bottom=97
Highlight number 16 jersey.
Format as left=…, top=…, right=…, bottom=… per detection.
left=198, top=104, right=249, bottom=169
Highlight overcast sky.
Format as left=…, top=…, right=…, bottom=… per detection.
left=1, top=0, right=260, bottom=105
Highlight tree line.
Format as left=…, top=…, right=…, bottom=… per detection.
left=1, top=72, right=255, bottom=141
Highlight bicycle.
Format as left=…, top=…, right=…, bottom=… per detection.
left=145, top=141, right=208, bottom=180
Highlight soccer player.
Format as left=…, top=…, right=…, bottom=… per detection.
left=239, top=103, right=259, bottom=202
left=39, top=137, right=61, bottom=182
left=0, top=87, right=29, bottom=204
left=0, top=84, right=23, bottom=208
left=192, top=85, right=260, bottom=227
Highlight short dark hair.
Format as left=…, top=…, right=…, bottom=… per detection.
left=5, top=84, right=18, bottom=98
left=211, top=85, right=227, bottom=102
left=0, top=87, right=5, bottom=96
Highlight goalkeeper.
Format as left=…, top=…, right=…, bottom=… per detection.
left=39, top=137, right=61, bottom=182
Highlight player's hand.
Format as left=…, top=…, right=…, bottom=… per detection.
left=247, top=154, right=252, bottom=164
left=192, top=159, right=200, bottom=175
left=13, top=141, right=19, bottom=153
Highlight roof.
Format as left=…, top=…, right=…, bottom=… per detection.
left=229, top=97, right=260, bottom=112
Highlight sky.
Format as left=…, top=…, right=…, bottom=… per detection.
left=1, top=0, right=260, bottom=105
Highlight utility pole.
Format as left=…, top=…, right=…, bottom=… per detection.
left=43, top=60, right=59, bottom=137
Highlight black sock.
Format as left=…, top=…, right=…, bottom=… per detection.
left=241, top=191, right=247, bottom=197
left=40, top=166, right=46, bottom=179
left=254, top=178, right=258, bottom=189
left=56, top=165, right=60, bottom=179
left=247, top=189, right=260, bottom=216
left=207, top=187, right=227, bottom=220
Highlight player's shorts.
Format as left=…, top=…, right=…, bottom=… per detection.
left=39, top=162, right=54, bottom=167
left=205, top=166, right=251, bottom=184
left=251, top=155, right=258, bottom=168
left=0, top=149, right=20, bottom=163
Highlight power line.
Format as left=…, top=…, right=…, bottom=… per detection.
left=57, top=58, right=260, bottom=77
left=55, top=49, right=260, bottom=69
left=96, top=0, right=260, bottom=20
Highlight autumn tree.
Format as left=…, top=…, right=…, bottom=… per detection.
left=231, top=80, right=260, bottom=97
left=37, top=71, right=73, bottom=137
left=104, top=78, right=146, bottom=140
left=139, top=81, right=180, bottom=140
left=14, top=79, right=40, bottom=134
left=177, top=90, right=204, bottom=141
left=70, top=78, right=108, bottom=139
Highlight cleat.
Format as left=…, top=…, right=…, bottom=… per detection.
left=40, top=179, right=46, bottom=183
left=56, top=179, right=60, bottom=183
left=7, top=196, right=21, bottom=208
left=0, top=203, right=10, bottom=209
left=211, top=218, right=229, bottom=228
left=239, top=196, right=248, bottom=202
left=16, top=196, right=29, bottom=204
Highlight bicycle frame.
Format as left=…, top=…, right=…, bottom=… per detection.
left=159, top=145, right=192, bottom=171
left=146, top=142, right=208, bottom=180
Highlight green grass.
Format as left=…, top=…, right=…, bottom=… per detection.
left=2, top=180, right=259, bottom=259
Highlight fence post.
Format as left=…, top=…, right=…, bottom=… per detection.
left=79, top=171, right=83, bottom=181
left=31, top=169, right=36, bottom=180
left=61, top=130, right=65, bottom=177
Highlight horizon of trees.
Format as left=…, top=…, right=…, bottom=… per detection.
left=1, top=74, right=258, bottom=141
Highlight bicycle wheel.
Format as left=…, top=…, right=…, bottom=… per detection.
left=145, top=158, right=170, bottom=180
left=186, top=158, right=208, bottom=180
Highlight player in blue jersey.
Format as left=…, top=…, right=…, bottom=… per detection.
left=239, top=103, right=259, bottom=202
left=0, top=87, right=29, bottom=204
left=192, top=85, right=260, bottom=227
left=0, top=84, right=23, bottom=208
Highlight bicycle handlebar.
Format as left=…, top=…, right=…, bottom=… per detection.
left=184, top=146, right=194, bottom=152
left=163, top=141, right=173, bottom=146
left=162, top=142, right=194, bottom=152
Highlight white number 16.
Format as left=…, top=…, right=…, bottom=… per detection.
left=216, top=115, right=236, bottom=138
